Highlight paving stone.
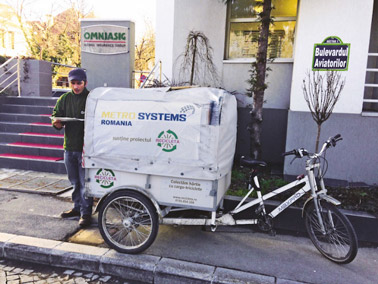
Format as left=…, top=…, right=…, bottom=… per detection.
left=20, top=275, right=34, bottom=282
left=63, top=270, right=75, bottom=275
left=12, top=268, right=24, bottom=274
left=7, top=274, right=19, bottom=280
left=99, top=275, right=112, bottom=282
left=3, top=266, right=14, bottom=271
left=84, top=272, right=93, bottom=278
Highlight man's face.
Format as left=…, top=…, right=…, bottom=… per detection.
left=70, top=80, right=87, bottom=94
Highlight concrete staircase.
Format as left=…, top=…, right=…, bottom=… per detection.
left=0, top=96, right=66, bottom=174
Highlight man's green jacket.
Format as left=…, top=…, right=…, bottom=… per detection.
left=51, top=89, right=89, bottom=152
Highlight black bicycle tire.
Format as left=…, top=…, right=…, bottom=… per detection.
left=98, top=190, right=159, bottom=254
left=305, top=200, right=358, bottom=264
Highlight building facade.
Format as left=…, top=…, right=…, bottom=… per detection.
left=156, top=0, right=378, bottom=184
left=0, top=4, right=28, bottom=57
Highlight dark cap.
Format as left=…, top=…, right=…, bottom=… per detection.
left=68, top=68, right=87, bottom=82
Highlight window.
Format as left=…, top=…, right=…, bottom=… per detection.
left=226, top=0, right=298, bottom=60
left=363, top=1, right=378, bottom=113
left=8, top=31, right=14, bottom=49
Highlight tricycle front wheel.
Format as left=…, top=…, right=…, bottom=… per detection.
left=98, top=190, right=159, bottom=254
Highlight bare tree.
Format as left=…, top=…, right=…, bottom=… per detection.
left=302, top=70, right=346, bottom=152
left=177, top=31, right=220, bottom=87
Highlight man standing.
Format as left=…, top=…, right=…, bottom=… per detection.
left=51, top=68, right=93, bottom=227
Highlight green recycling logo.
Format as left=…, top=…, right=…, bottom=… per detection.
left=95, top=169, right=116, bottom=188
left=156, top=130, right=180, bottom=152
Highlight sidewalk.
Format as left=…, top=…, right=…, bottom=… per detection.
left=0, top=169, right=377, bottom=284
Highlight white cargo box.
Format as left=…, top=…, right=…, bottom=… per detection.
left=84, top=87, right=237, bottom=211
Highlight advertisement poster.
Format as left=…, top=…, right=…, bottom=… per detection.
left=92, top=100, right=201, bottom=160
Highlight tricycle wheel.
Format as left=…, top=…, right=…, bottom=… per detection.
left=98, top=190, right=159, bottom=254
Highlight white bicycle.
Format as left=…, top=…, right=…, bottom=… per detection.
left=229, top=134, right=358, bottom=264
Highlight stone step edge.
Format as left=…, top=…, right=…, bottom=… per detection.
left=0, top=154, right=63, bottom=161
left=0, top=233, right=281, bottom=284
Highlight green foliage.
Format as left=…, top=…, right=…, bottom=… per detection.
left=231, top=169, right=246, bottom=181
left=227, top=167, right=288, bottom=198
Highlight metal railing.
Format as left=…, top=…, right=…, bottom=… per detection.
left=0, top=56, right=20, bottom=96
left=363, top=53, right=378, bottom=112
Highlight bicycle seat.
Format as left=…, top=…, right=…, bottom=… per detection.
left=240, top=156, right=267, bottom=169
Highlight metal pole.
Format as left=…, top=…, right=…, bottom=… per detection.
left=159, top=61, right=162, bottom=84
left=17, top=57, right=21, bottom=97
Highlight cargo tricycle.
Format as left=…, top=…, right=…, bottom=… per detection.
left=83, top=87, right=357, bottom=264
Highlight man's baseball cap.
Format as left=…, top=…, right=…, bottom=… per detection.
left=68, top=68, right=87, bottom=82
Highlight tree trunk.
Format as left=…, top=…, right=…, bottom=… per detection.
left=250, top=0, right=272, bottom=159
left=315, top=124, right=321, bottom=153
left=190, top=37, right=198, bottom=85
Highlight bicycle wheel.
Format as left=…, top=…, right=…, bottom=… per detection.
left=98, top=190, right=159, bottom=254
left=305, top=200, right=358, bottom=264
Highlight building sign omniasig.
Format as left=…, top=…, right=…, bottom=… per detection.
left=312, top=36, right=350, bottom=71
left=81, top=25, right=129, bottom=55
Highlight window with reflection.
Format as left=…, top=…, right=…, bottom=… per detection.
left=226, top=0, right=298, bottom=59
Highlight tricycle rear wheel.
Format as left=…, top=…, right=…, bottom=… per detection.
left=98, top=190, right=159, bottom=254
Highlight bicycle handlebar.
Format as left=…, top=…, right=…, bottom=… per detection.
left=283, top=134, right=343, bottom=159
left=282, top=148, right=309, bottom=158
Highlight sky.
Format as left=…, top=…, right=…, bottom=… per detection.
left=2, top=0, right=156, bottom=41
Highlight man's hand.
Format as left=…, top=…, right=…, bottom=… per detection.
left=53, top=119, right=63, bottom=129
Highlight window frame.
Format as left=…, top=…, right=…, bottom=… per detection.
left=225, top=2, right=297, bottom=61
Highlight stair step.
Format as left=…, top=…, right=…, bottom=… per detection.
left=0, top=143, right=63, bottom=157
left=0, top=132, right=63, bottom=145
left=0, top=153, right=63, bottom=161
left=0, top=122, right=59, bottom=134
left=30, top=122, right=51, bottom=126
left=7, top=142, right=63, bottom=149
left=20, top=132, right=64, bottom=138
left=0, top=113, right=52, bottom=124
left=0, top=96, right=58, bottom=106
left=0, top=156, right=66, bottom=174
left=0, top=104, right=54, bottom=114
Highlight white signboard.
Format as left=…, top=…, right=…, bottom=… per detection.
left=92, top=100, right=202, bottom=160
left=157, top=177, right=214, bottom=208
left=81, top=25, right=129, bottom=55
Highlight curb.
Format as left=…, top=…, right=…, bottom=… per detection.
left=0, top=233, right=303, bottom=284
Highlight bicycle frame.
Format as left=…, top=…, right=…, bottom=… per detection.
left=228, top=157, right=339, bottom=228
left=231, top=176, right=311, bottom=219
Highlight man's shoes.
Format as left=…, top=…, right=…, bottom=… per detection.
left=79, top=214, right=92, bottom=227
left=60, top=209, right=80, bottom=219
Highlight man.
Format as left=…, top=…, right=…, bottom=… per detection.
left=51, top=68, right=93, bottom=227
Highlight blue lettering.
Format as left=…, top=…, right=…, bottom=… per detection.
left=138, top=113, right=145, bottom=120
left=151, top=113, right=157, bottom=120
left=179, top=114, right=186, bottom=121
